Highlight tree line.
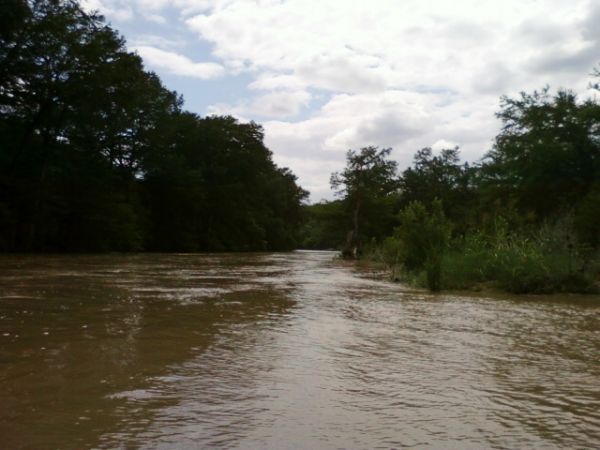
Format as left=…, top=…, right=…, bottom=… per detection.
left=301, top=79, right=600, bottom=293
left=0, top=0, right=308, bottom=252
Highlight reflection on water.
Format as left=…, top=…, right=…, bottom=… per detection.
left=0, top=251, right=599, bottom=449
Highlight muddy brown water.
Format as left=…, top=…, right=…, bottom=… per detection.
left=0, top=251, right=599, bottom=449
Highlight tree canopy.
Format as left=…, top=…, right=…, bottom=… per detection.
left=482, top=87, right=600, bottom=221
left=330, top=146, right=399, bottom=256
left=0, top=0, right=308, bottom=252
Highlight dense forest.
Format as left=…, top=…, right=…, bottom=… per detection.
left=301, top=83, right=600, bottom=293
left=0, top=0, right=308, bottom=252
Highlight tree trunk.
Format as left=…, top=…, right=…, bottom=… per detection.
left=342, top=193, right=361, bottom=259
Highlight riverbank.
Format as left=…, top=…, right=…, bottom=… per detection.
left=357, top=248, right=600, bottom=296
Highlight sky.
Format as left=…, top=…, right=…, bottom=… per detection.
left=81, top=0, right=600, bottom=201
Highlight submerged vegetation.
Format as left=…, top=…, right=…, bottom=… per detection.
left=302, top=81, right=600, bottom=294
left=0, top=0, right=307, bottom=252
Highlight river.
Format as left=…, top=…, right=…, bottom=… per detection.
left=0, top=251, right=599, bottom=449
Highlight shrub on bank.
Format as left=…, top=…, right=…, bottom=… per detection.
left=442, top=235, right=596, bottom=294
left=384, top=199, right=450, bottom=291
left=377, top=217, right=599, bottom=294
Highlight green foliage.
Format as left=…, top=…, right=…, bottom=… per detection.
left=399, top=147, right=476, bottom=232
left=0, top=0, right=29, bottom=41
left=373, top=216, right=597, bottom=294
left=440, top=220, right=597, bottom=294
left=330, top=146, right=399, bottom=257
left=142, top=114, right=308, bottom=251
left=481, top=88, right=600, bottom=220
left=0, top=0, right=307, bottom=253
left=298, top=201, right=347, bottom=249
left=330, top=146, right=399, bottom=198
left=387, top=199, right=450, bottom=291
left=574, top=183, right=600, bottom=249
left=299, top=72, right=600, bottom=294
left=394, top=200, right=450, bottom=269
left=342, top=73, right=600, bottom=294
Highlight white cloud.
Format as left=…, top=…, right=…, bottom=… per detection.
left=295, top=56, right=386, bottom=94
left=208, top=90, right=311, bottom=118
left=251, top=91, right=311, bottom=117
left=184, top=0, right=597, bottom=96
left=132, top=46, right=225, bottom=79
left=129, top=34, right=186, bottom=50
left=89, top=0, right=600, bottom=200
left=256, top=90, right=493, bottom=200
left=248, top=73, right=306, bottom=91
left=81, top=0, right=134, bottom=21
left=142, top=12, right=167, bottom=24
left=319, top=91, right=433, bottom=151
left=431, top=139, right=459, bottom=151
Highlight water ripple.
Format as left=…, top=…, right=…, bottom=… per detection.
left=0, top=251, right=598, bottom=449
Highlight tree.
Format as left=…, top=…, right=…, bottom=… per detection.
left=399, top=147, right=476, bottom=231
left=142, top=114, right=308, bottom=251
left=298, top=200, right=347, bottom=250
left=330, top=146, right=399, bottom=257
left=0, top=0, right=181, bottom=251
left=0, top=0, right=308, bottom=252
left=481, top=87, right=600, bottom=221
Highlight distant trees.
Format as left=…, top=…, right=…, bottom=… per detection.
left=299, top=200, right=346, bottom=250
left=482, top=87, right=600, bottom=223
left=330, top=146, right=399, bottom=257
left=301, top=71, right=600, bottom=292
left=143, top=114, right=308, bottom=251
left=399, top=147, right=476, bottom=232
left=0, top=0, right=307, bottom=252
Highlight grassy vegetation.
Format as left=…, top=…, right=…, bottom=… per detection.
left=368, top=214, right=599, bottom=294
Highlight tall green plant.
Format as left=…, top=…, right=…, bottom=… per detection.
left=440, top=218, right=597, bottom=293
left=394, top=199, right=451, bottom=291
left=330, top=146, right=399, bottom=258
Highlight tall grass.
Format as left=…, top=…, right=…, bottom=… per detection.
left=376, top=216, right=599, bottom=294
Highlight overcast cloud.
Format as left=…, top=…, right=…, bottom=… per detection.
left=83, top=0, right=600, bottom=201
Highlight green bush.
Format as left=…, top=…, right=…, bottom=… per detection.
left=367, top=206, right=598, bottom=294
left=388, top=199, right=451, bottom=291
left=440, top=219, right=598, bottom=294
